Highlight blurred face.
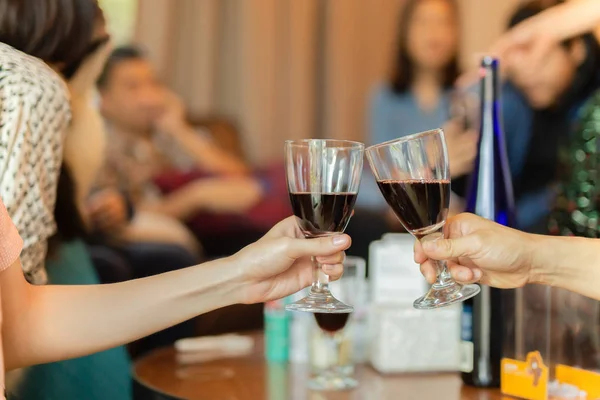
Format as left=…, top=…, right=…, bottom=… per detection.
left=406, top=0, right=458, bottom=72
left=100, top=59, right=165, bottom=133
left=508, top=41, right=584, bottom=109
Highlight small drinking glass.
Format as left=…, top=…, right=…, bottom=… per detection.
left=309, top=274, right=358, bottom=391
left=365, top=129, right=480, bottom=309
left=448, top=89, right=480, bottom=132
left=284, top=139, right=364, bottom=314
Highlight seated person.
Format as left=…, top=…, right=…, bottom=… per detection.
left=362, top=0, right=477, bottom=222
left=499, top=1, right=600, bottom=369
left=501, top=1, right=600, bottom=232
left=96, top=46, right=290, bottom=256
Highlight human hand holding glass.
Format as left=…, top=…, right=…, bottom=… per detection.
left=366, top=129, right=480, bottom=309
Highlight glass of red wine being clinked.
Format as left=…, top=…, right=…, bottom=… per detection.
left=366, top=128, right=480, bottom=309
left=285, top=139, right=364, bottom=314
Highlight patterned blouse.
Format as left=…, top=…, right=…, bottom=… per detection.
left=548, top=90, right=600, bottom=237
left=0, top=43, right=71, bottom=284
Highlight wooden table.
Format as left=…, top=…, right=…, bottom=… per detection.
left=133, top=333, right=506, bottom=400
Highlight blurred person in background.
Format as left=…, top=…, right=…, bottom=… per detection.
left=498, top=1, right=600, bottom=233
left=361, top=0, right=477, bottom=222
left=96, top=46, right=291, bottom=257
left=56, top=36, right=201, bottom=359
left=533, top=3, right=600, bottom=368
left=503, top=0, right=600, bottom=369
left=491, top=0, right=600, bottom=79
left=471, top=0, right=600, bottom=368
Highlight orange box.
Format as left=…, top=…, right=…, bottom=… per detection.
left=501, top=352, right=548, bottom=400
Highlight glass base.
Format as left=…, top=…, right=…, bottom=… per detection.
left=308, top=372, right=358, bottom=391
left=285, top=290, right=353, bottom=313
left=413, top=282, right=480, bottom=310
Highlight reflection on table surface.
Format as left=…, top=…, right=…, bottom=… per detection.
left=133, top=332, right=505, bottom=400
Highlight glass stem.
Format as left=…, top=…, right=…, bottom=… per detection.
left=332, top=333, right=343, bottom=370
left=311, top=256, right=331, bottom=295
left=432, top=259, right=456, bottom=289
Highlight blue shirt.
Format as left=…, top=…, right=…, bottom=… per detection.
left=359, top=85, right=452, bottom=209
left=360, top=82, right=547, bottom=230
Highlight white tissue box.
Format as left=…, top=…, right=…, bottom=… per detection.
left=369, top=305, right=461, bottom=373
left=369, top=233, right=428, bottom=306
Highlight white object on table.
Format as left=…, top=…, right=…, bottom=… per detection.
left=174, top=334, right=255, bottom=364
left=369, top=304, right=461, bottom=373
left=369, top=233, right=428, bottom=306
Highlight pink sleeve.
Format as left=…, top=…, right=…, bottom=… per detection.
left=0, top=198, right=22, bottom=271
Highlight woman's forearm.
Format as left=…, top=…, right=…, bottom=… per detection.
left=3, top=258, right=244, bottom=369
left=171, top=125, right=249, bottom=176
left=541, top=0, right=600, bottom=42
left=530, top=234, right=600, bottom=301
left=139, top=186, right=203, bottom=221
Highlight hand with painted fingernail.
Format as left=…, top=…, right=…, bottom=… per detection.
left=232, top=216, right=351, bottom=304
left=414, top=213, right=535, bottom=289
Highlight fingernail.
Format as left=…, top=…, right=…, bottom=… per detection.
left=427, top=273, right=435, bottom=284
left=457, top=271, right=469, bottom=281
left=473, top=269, right=482, bottom=280
left=332, top=236, right=347, bottom=246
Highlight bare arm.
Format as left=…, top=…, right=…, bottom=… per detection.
left=500, top=0, right=600, bottom=46
left=169, top=124, right=249, bottom=176
left=415, top=213, right=600, bottom=301
left=140, top=177, right=263, bottom=220
left=491, top=0, right=600, bottom=69
left=0, top=217, right=350, bottom=370
left=458, top=0, right=600, bottom=87
left=530, top=234, right=600, bottom=302
left=155, top=91, right=248, bottom=176
left=1, top=257, right=235, bottom=369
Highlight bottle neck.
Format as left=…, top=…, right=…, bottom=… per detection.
left=480, top=64, right=501, bottom=136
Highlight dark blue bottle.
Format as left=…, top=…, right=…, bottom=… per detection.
left=461, top=57, right=516, bottom=387
left=465, top=57, right=515, bottom=224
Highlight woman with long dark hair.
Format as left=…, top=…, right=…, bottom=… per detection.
left=361, top=0, right=476, bottom=214
left=370, top=0, right=462, bottom=141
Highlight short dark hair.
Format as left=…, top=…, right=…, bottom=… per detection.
left=0, top=0, right=102, bottom=71
left=97, top=46, right=146, bottom=88
left=389, top=0, right=460, bottom=94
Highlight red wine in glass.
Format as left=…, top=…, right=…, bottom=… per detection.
left=377, top=179, right=450, bottom=238
left=289, top=192, right=357, bottom=237
left=314, top=312, right=350, bottom=334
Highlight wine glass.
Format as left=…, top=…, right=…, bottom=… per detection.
left=284, top=139, right=364, bottom=314
left=448, top=89, right=480, bottom=132
left=365, top=129, right=480, bottom=309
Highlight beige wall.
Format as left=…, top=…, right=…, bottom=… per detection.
left=459, top=0, right=523, bottom=68
left=135, top=0, right=526, bottom=165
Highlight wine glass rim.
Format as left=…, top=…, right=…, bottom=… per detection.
left=365, top=128, right=443, bottom=152
left=284, top=139, right=365, bottom=149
